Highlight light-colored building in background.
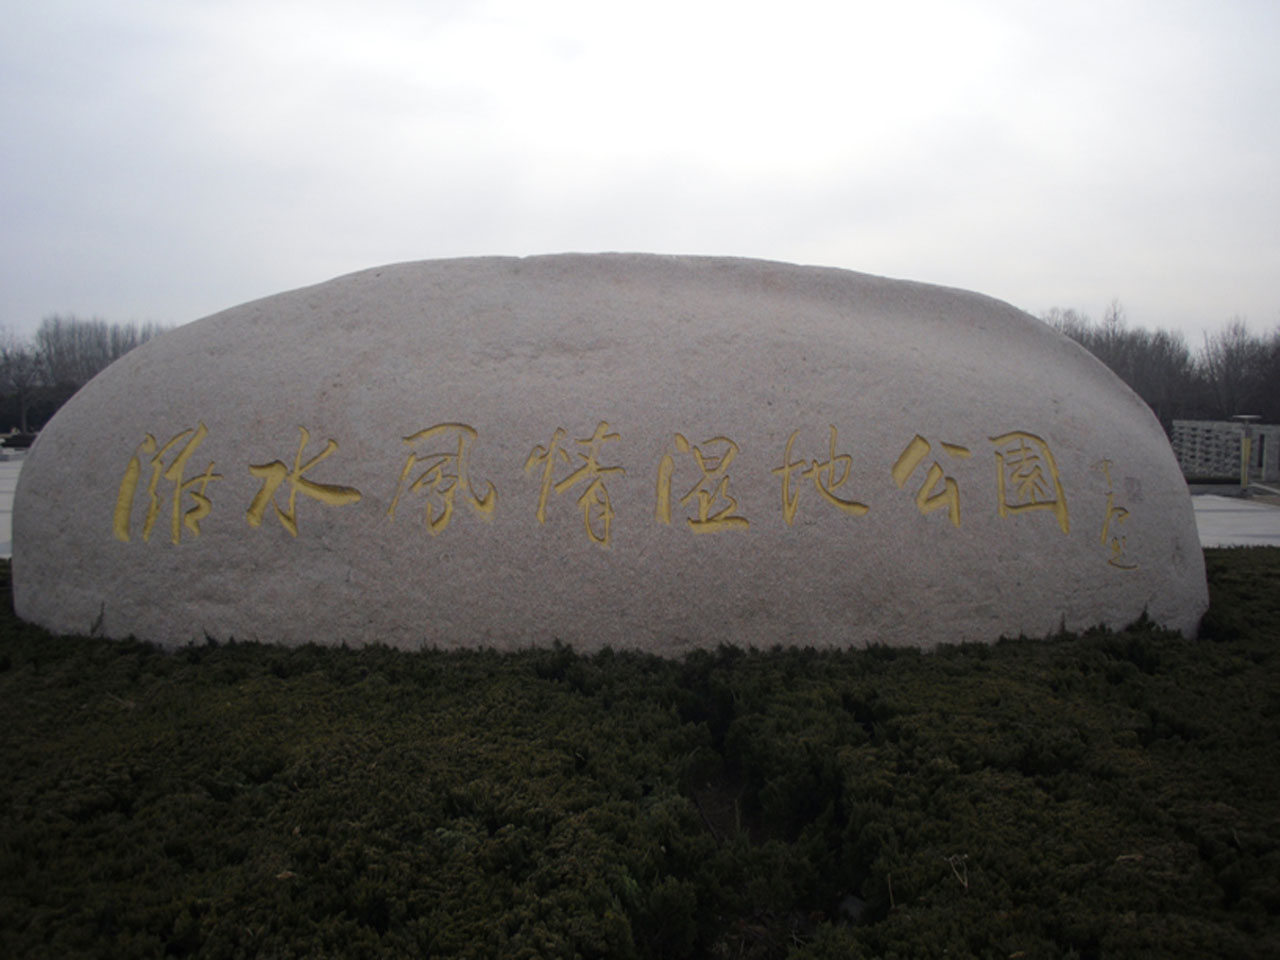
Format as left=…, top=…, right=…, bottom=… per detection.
left=1171, top=420, right=1280, bottom=483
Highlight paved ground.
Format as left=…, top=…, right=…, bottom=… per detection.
left=1191, top=494, right=1280, bottom=548
left=0, top=455, right=1276, bottom=557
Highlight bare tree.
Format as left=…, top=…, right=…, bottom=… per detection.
left=1044, top=302, right=1199, bottom=428
left=1264, top=326, right=1280, bottom=422
left=1201, top=318, right=1267, bottom=419
left=35, top=315, right=110, bottom=388
left=0, top=327, right=43, bottom=433
left=34, top=315, right=166, bottom=389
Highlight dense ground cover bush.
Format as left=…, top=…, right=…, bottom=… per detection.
left=1, top=549, right=1277, bottom=959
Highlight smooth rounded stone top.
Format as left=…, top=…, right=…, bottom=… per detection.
left=12, top=255, right=1207, bottom=652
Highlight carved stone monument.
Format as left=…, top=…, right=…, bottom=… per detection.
left=12, top=255, right=1208, bottom=651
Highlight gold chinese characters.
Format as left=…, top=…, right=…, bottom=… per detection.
left=246, top=427, right=362, bottom=537
left=112, top=421, right=1133, bottom=568
left=388, top=423, right=497, bottom=533
left=525, top=422, right=623, bottom=547
left=113, top=423, right=221, bottom=545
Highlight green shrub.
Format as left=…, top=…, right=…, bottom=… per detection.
left=1, top=550, right=1278, bottom=958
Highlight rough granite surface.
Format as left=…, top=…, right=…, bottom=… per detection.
left=12, top=255, right=1208, bottom=652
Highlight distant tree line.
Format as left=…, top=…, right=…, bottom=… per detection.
left=0, top=315, right=167, bottom=433
left=0, top=305, right=1274, bottom=437
left=1042, top=302, right=1280, bottom=431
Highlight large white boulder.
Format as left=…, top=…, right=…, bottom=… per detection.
left=12, top=255, right=1207, bottom=651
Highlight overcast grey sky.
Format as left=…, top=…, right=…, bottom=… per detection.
left=3, top=0, right=1277, bottom=344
